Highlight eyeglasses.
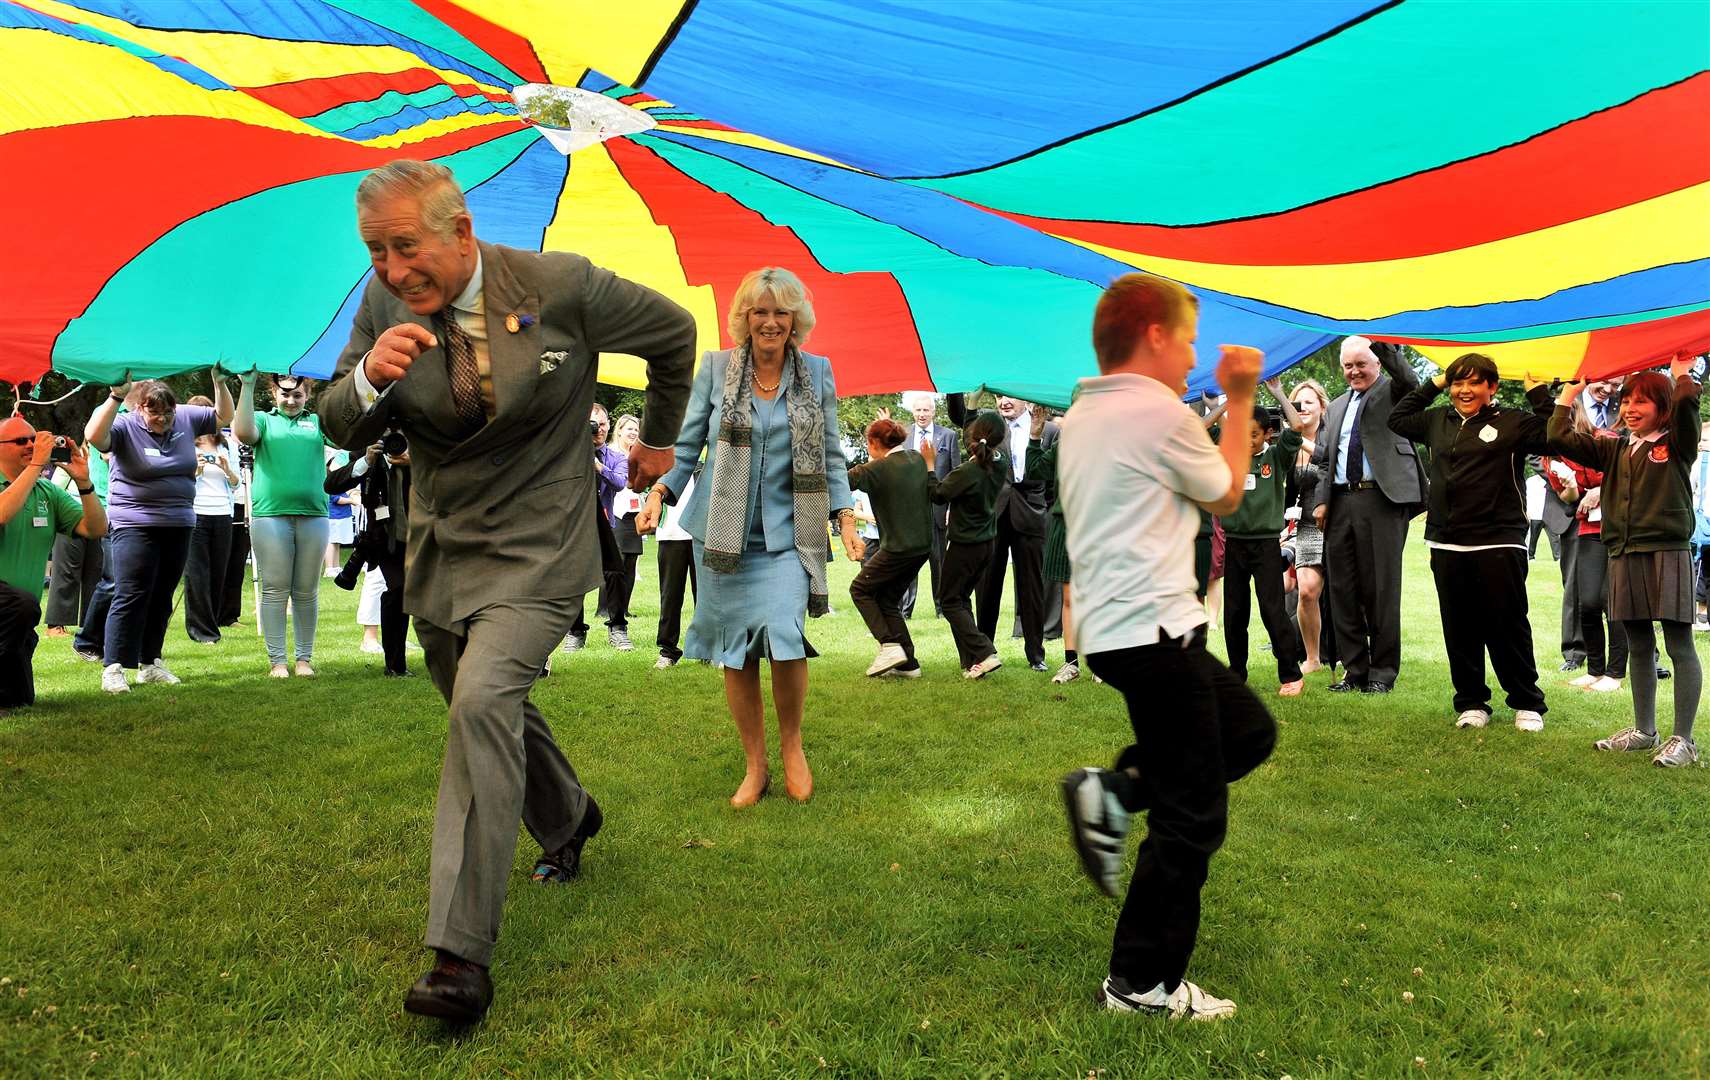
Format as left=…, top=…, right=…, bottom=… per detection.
left=0, top=437, right=34, bottom=446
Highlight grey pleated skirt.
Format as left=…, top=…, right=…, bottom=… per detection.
left=685, top=539, right=819, bottom=666
left=1607, top=548, right=1695, bottom=624
left=1294, top=522, right=1325, bottom=569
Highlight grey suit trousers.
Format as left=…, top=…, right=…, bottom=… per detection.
left=414, top=596, right=594, bottom=966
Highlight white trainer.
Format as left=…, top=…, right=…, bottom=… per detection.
left=654, top=655, right=679, bottom=670
left=866, top=642, right=908, bottom=677
left=137, top=659, right=180, bottom=686
left=1514, top=710, right=1544, bottom=733
left=1455, top=709, right=1490, bottom=729
left=1652, top=735, right=1700, bottom=768
left=1587, top=676, right=1623, bottom=693
left=1567, top=673, right=1597, bottom=688
left=1100, top=976, right=1236, bottom=1020
left=101, top=663, right=130, bottom=694
left=963, top=654, right=1003, bottom=680
left=1051, top=661, right=1082, bottom=685
left=1594, top=726, right=1657, bottom=752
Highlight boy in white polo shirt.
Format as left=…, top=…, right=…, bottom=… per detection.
left=1058, top=272, right=1275, bottom=1020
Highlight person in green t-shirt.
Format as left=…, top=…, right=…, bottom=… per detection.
left=1220, top=379, right=1308, bottom=696
left=0, top=417, right=108, bottom=707
left=235, top=372, right=331, bottom=678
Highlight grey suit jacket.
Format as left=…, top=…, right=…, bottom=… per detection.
left=318, top=241, right=696, bottom=628
left=1310, top=345, right=1427, bottom=515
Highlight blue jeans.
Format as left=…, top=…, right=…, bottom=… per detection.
left=103, top=526, right=192, bottom=669
left=251, top=515, right=329, bottom=664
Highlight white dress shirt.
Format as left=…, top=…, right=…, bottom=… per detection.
left=1333, top=389, right=1370, bottom=484
left=1008, top=415, right=1028, bottom=482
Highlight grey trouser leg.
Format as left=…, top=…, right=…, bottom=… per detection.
left=414, top=597, right=593, bottom=967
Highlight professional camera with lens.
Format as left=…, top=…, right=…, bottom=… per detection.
left=380, top=429, right=408, bottom=457
left=49, top=436, right=73, bottom=463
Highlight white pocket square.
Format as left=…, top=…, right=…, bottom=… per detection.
left=539, top=350, right=569, bottom=375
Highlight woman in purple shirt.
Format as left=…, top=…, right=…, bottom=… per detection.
left=86, top=375, right=233, bottom=693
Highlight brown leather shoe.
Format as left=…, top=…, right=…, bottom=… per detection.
left=403, top=951, right=492, bottom=1024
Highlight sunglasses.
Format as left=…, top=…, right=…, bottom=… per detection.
left=1, top=437, right=34, bottom=447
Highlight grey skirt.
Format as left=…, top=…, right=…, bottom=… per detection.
left=1294, top=522, right=1325, bottom=569
left=1607, top=548, right=1695, bottom=624
left=685, top=539, right=819, bottom=666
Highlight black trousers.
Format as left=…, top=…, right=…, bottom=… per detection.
left=45, top=534, right=103, bottom=628
left=218, top=522, right=249, bottom=626
left=900, top=518, right=947, bottom=619
left=104, top=526, right=191, bottom=669
left=1428, top=547, right=1546, bottom=714
left=377, top=546, right=408, bottom=674
left=1087, top=631, right=1276, bottom=992
left=1222, top=537, right=1302, bottom=684
left=575, top=553, right=638, bottom=635
left=978, top=512, right=1046, bottom=666
left=183, top=513, right=232, bottom=643
left=72, top=536, right=114, bottom=656
left=1323, top=490, right=1408, bottom=687
left=941, top=538, right=997, bottom=669
left=0, top=581, right=42, bottom=708
left=1554, top=526, right=1584, bottom=662
left=1525, top=520, right=1546, bottom=559
left=1575, top=534, right=1628, bottom=678
left=851, top=548, right=930, bottom=663
left=655, top=539, right=697, bottom=660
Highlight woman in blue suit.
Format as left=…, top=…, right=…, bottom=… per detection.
left=638, top=267, right=862, bottom=807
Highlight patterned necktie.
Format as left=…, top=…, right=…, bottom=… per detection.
left=435, top=309, right=486, bottom=430
left=1344, top=392, right=1366, bottom=484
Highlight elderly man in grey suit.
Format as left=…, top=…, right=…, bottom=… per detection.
left=899, top=391, right=959, bottom=618
left=320, top=160, right=696, bottom=1025
left=1310, top=337, right=1426, bottom=694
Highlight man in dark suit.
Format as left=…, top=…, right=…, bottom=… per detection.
left=326, top=438, right=411, bottom=675
left=949, top=393, right=1058, bottom=670
left=899, top=391, right=959, bottom=618
left=320, top=160, right=695, bottom=1025
left=1310, top=337, right=1426, bottom=693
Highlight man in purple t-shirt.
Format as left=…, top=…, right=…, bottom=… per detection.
left=559, top=403, right=632, bottom=654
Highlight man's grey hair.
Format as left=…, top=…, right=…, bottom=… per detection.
left=355, top=160, right=469, bottom=240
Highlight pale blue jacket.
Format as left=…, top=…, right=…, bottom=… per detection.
left=661, top=349, right=852, bottom=550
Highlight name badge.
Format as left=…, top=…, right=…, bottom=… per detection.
left=1478, top=425, right=1498, bottom=443
left=1244, top=473, right=1257, bottom=490
left=143, top=447, right=163, bottom=457
left=375, top=506, right=390, bottom=520
left=32, top=516, right=48, bottom=528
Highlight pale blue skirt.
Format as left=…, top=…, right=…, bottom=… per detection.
left=685, top=539, right=818, bottom=666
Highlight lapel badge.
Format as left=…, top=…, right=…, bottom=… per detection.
left=506, top=313, right=521, bottom=334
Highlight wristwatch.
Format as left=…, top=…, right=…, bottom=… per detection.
left=76, top=484, right=95, bottom=496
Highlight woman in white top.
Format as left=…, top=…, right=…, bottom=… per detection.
left=185, top=423, right=239, bottom=643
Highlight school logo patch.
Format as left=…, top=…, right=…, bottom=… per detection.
left=1478, top=425, right=1498, bottom=443
left=1648, top=444, right=1669, bottom=464
left=1260, top=463, right=1272, bottom=478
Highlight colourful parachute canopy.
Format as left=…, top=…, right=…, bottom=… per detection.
left=2, top=0, right=1706, bottom=406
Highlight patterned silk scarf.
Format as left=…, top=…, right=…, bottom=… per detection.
left=703, top=342, right=831, bottom=616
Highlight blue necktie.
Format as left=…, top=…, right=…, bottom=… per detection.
left=1345, top=393, right=1366, bottom=484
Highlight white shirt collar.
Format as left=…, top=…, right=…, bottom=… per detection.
left=448, top=250, right=484, bottom=318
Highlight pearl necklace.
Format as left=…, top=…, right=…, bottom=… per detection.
left=753, top=370, right=781, bottom=393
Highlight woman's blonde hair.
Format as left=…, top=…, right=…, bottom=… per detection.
left=727, top=267, right=816, bottom=347
left=613, top=413, right=640, bottom=436
left=1289, top=378, right=1330, bottom=419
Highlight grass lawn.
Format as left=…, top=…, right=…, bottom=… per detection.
left=3, top=524, right=1708, bottom=1078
